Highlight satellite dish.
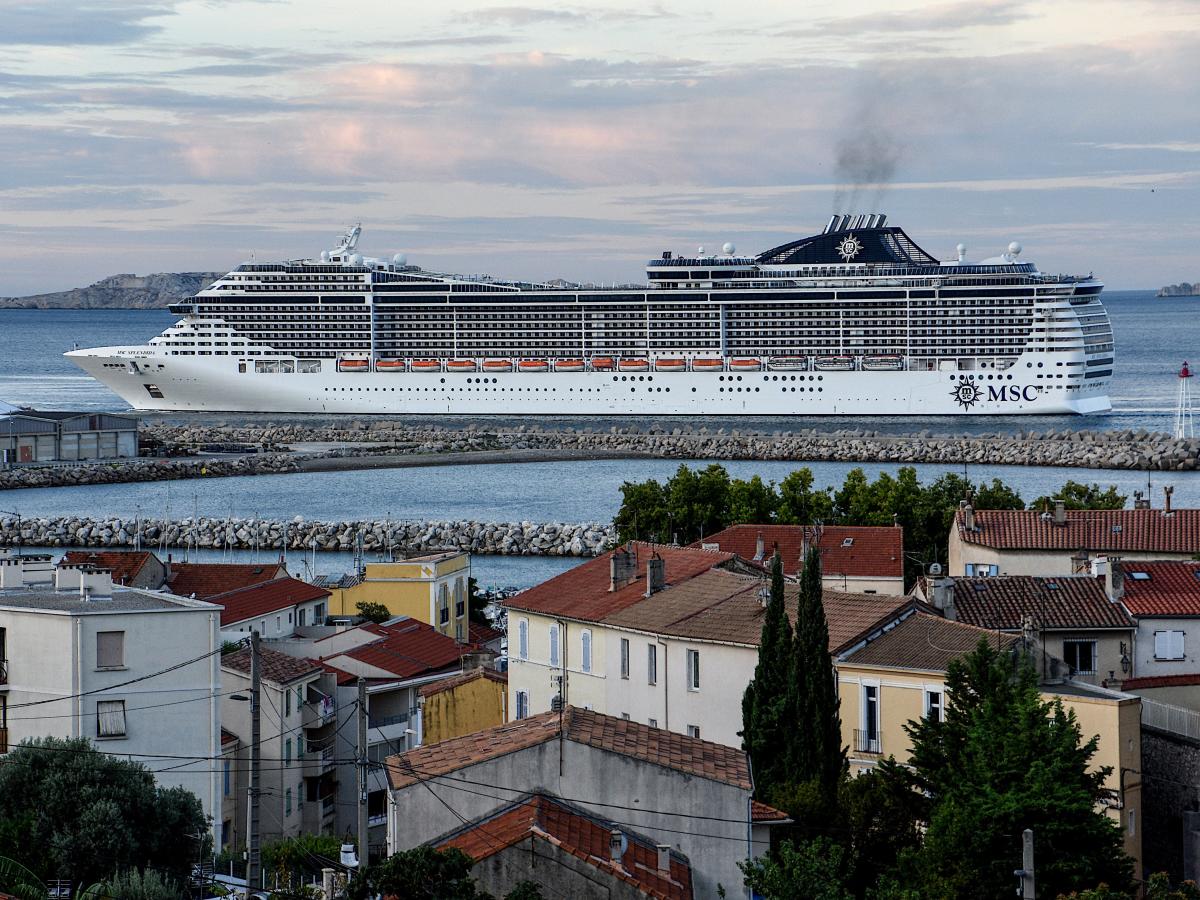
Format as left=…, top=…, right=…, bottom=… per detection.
left=697, top=246, right=705, bottom=256
left=722, top=242, right=736, bottom=256
left=928, top=563, right=943, bottom=576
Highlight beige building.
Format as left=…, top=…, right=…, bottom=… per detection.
left=837, top=610, right=1143, bottom=879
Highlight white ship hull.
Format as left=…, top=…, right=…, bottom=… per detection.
left=66, top=348, right=1112, bottom=416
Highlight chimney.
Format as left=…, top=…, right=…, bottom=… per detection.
left=1164, top=485, right=1174, bottom=516
left=1133, top=490, right=1150, bottom=510
left=656, top=844, right=671, bottom=874
left=1071, top=552, right=1090, bottom=574
left=55, top=564, right=83, bottom=592
left=1052, top=499, right=1067, bottom=526
left=645, top=555, right=666, bottom=597
left=960, top=499, right=976, bottom=532
left=79, top=568, right=113, bottom=601
left=1090, top=557, right=1108, bottom=579
left=1105, top=557, right=1124, bottom=602
left=931, top=577, right=956, bottom=621
left=610, top=548, right=637, bottom=592
left=754, top=530, right=765, bottom=561
left=609, top=829, right=624, bottom=867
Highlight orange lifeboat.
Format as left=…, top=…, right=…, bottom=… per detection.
left=590, top=357, right=616, bottom=371
left=554, top=359, right=585, bottom=372
left=411, top=359, right=442, bottom=373
left=337, top=358, right=369, bottom=372
left=518, top=359, right=549, bottom=372
left=618, top=358, right=649, bottom=372
left=654, top=358, right=687, bottom=372
left=692, top=358, right=724, bottom=372
left=483, top=359, right=513, bottom=373
left=728, top=358, right=762, bottom=371
left=446, top=359, right=478, bottom=372
left=375, top=358, right=407, bottom=372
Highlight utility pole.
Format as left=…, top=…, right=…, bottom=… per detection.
left=357, top=677, right=369, bottom=869
left=1015, top=828, right=1035, bottom=900
left=245, top=631, right=261, bottom=900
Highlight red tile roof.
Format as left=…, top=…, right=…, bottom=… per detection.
left=62, top=550, right=157, bottom=585
left=469, top=620, right=504, bottom=645
left=167, top=562, right=286, bottom=600
left=956, top=508, right=1200, bottom=553
left=950, top=576, right=1135, bottom=631
left=505, top=542, right=735, bottom=623
left=750, top=800, right=791, bottom=824
left=841, top=610, right=1020, bottom=671
left=387, top=706, right=752, bottom=792
left=418, top=666, right=507, bottom=698
left=435, top=794, right=693, bottom=900
left=693, top=524, right=903, bottom=579
left=221, top=644, right=321, bottom=686
left=1119, top=561, right=1200, bottom=617
left=332, top=619, right=466, bottom=679
left=1121, top=673, right=1200, bottom=690
left=209, top=577, right=330, bottom=626
left=221, top=728, right=239, bottom=747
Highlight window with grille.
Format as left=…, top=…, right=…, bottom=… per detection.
left=515, top=691, right=529, bottom=720
left=1063, top=640, right=1097, bottom=675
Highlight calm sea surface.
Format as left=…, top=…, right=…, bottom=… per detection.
left=2, top=293, right=1198, bottom=587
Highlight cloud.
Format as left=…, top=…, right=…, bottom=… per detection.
left=0, top=186, right=182, bottom=211
left=1088, top=141, right=1200, bottom=153
left=465, top=4, right=677, bottom=26
left=0, top=2, right=172, bottom=46
left=783, top=0, right=1033, bottom=39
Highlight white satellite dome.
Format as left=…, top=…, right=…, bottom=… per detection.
left=1008, top=241, right=1022, bottom=257
left=349, top=253, right=363, bottom=266
left=722, top=242, right=736, bottom=256
left=697, top=246, right=706, bottom=256
left=392, top=253, right=407, bottom=266
left=319, top=250, right=330, bottom=263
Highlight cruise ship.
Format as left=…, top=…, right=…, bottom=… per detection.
left=67, top=216, right=1114, bottom=416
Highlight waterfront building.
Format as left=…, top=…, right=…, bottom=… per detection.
left=693, top=523, right=905, bottom=595
left=0, top=554, right=222, bottom=840
left=0, top=410, right=138, bottom=464
left=384, top=707, right=787, bottom=898
left=949, top=499, right=1200, bottom=577
left=166, top=560, right=287, bottom=600
left=417, top=664, right=508, bottom=745
left=209, top=576, right=330, bottom=640
left=313, top=550, right=471, bottom=641
left=61, top=549, right=166, bottom=589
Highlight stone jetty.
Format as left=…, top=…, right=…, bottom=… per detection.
left=0, top=514, right=617, bottom=557
left=0, top=454, right=300, bottom=491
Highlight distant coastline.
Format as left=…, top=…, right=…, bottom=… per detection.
left=0, top=272, right=219, bottom=309
left=1158, top=281, right=1199, bottom=297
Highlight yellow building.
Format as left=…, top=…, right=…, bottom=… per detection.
left=836, top=610, right=1143, bottom=879
left=317, top=551, right=472, bottom=641
left=418, top=665, right=508, bottom=745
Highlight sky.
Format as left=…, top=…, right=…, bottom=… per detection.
left=0, top=0, right=1197, bottom=295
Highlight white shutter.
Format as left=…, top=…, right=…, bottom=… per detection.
left=581, top=631, right=592, bottom=673
left=549, top=625, right=560, bottom=666
left=97, top=700, right=126, bottom=737
left=1173, top=631, right=1186, bottom=660
left=1155, top=631, right=1170, bottom=659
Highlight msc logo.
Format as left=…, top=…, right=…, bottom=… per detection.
left=950, top=378, right=1041, bottom=409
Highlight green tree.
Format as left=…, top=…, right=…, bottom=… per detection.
left=1143, top=872, right=1200, bottom=900
left=728, top=475, right=778, bottom=526
left=1031, top=481, right=1127, bottom=511
left=356, top=600, right=392, bottom=623
left=739, top=838, right=853, bottom=900
left=346, top=846, right=489, bottom=900
left=261, top=833, right=344, bottom=886
left=741, top=553, right=795, bottom=800
left=0, top=738, right=207, bottom=888
left=838, top=758, right=924, bottom=897
left=777, top=468, right=835, bottom=525
left=614, top=477, right=668, bottom=542
left=892, top=640, right=1134, bottom=899
left=503, top=883, right=545, bottom=900
left=467, top=576, right=490, bottom=627
left=95, top=868, right=181, bottom=900
left=974, top=477, right=1025, bottom=510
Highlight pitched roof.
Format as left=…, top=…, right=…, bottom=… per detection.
left=61, top=550, right=157, bottom=585
left=693, top=524, right=903, bottom=578
left=602, top=568, right=911, bottom=652
left=166, top=562, right=285, bottom=600
left=469, top=620, right=504, bottom=645
left=209, top=576, right=330, bottom=626
left=504, top=542, right=735, bottom=623
left=1119, top=561, right=1200, bottom=617
left=750, top=800, right=792, bottom=824
left=418, top=666, right=507, bottom=698
left=386, top=706, right=752, bottom=792
left=956, top=508, right=1200, bottom=553
left=841, top=610, right=1020, bottom=671
left=434, top=794, right=693, bottom=900
left=330, top=618, right=466, bottom=679
left=221, top=728, right=239, bottom=747
left=221, top=644, right=321, bottom=686
left=950, top=576, right=1135, bottom=631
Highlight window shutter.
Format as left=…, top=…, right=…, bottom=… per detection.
left=518, top=620, right=529, bottom=659
left=96, top=631, right=124, bottom=668
left=97, top=700, right=126, bottom=737
left=582, top=632, right=592, bottom=673
left=550, top=625, right=560, bottom=666
left=1173, top=631, right=1186, bottom=660
left=620, top=639, right=630, bottom=678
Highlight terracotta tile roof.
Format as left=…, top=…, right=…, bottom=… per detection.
left=1119, top=561, right=1200, bottom=617
left=469, top=620, right=504, bottom=645
left=750, top=800, right=791, bottom=824
left=956, top=508, right=1200, bottom=553
left=603, top=569, right=911, bottom=653
left=951, top=576, right=1135, bottom=630
left=62, top=550, right=157, bottom=585
left=386, top=707, right=752, bottom=792
left=330, top=618, right=466, bottom=679
left=418, top=666, right=507, bottom=698
left=221, top=644, right=321, bottom=686
left=504, top=542, right=735, bottom=623
left=693, top=524, right=903, bottom=579
left=208, top=576, right=330, bottom=626
left=167, top=562, right=285, bottom=600
left=221, top=728, right=239, bottom=747
left=1121, top=673, right=1200, bottom=690
left=434, top=794, right=693, bottom=900
left=841, top=610, right=1020, bottom=671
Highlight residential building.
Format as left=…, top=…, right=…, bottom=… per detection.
left=0, top=554, right=222, bottom=839
left=209, top=576, right=330, bottom=640
left=385, top=707, right=786, bottom=898
left=1116, top=560, right=1200, bottom=681
left=505, top=542, right=911, bottom=747
left=314, top=550, right=472, bottom=640
left=949, top=500, right=1200, bottom=577
left=220, top=646, right=339, bottom=843
left=836, top=609, right=1143, bottom=878
left=921, top=572, right=1136, bottom=685
left=434, top=793, right=694, bottom=900
left=0, top=410, right=138, bottom=464
left=219, top=729, right=242, bottom=853
left=166, top=561, right=287, bottom=600
left=694, top=523, right=905, bottom=595
left=418, top=664, right=508, bottom=745
left=61, top=550, right=166, bottom=589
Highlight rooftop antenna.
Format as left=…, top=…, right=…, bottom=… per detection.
left=1174, top=361, right=1194, bottom=440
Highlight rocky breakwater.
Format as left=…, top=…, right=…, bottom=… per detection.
left=146, top=422, right=1200, bottom=472
left=0, top=454, right=300, bottom=491
left=0, top=515, right=617, bottom=557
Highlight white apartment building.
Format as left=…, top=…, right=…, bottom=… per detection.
left=0, top=551, right=223, bottom=838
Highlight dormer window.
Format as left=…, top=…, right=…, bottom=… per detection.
left=1129, top=572, right=1151, bottom=581
left=841, top=537, right=854, bottom=548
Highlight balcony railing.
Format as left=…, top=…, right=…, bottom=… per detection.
left=368, top=710, right=410, bottom=729
left=303, top=695, right=336, bottom=729
left=854, top=729, right=882, bottom=755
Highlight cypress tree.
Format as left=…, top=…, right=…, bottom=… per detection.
left=741, top=551, right=794, bottom=798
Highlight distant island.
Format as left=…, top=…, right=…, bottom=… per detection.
left=0, top=272, right=221, bottom=309
left=1158, top=281, right=1199, bottom=297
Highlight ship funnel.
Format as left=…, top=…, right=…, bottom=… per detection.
left=825, top=215, right=840, bottom=234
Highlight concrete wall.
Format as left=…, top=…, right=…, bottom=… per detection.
left=822, top=574, right=904, bottom=596
left=1142, top=728, right=1200, bottom=883
left=472, top=838, right=657, bottom=900
left=949, top=533, right=1198, bottom=577
left=388, top=738, right=760, bottom=899
left=422, top=674, right=507, bottom=745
